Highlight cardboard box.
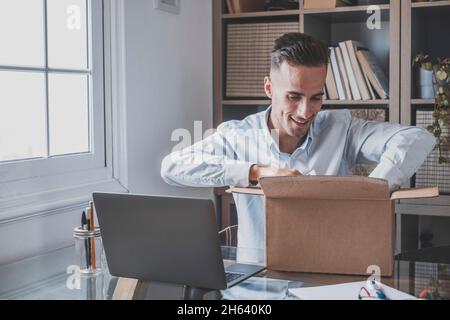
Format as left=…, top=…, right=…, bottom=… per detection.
left=303, top=0, right=349, bottom=10
left=228, top=176, right=439, bottom=276
left=232, top=0, right=266, bottom=13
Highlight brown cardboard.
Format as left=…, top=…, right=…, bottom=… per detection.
left=228, top=176, right=439, bottom=276
left=303, top=0, right=349, bottom=10
left=232, top=0, right=266, bottom=13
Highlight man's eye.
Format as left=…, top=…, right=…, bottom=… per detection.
left=288, top=95, right=299, bottom=100
left=311, top=97, right=323, bottom=101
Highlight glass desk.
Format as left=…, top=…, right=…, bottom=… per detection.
left=0, top=245, right=449, bottom=300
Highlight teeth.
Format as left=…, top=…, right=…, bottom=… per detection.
left=291, top=117, right=306, bottom=124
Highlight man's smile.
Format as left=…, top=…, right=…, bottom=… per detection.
left=289, top=116, right=310, bottom=127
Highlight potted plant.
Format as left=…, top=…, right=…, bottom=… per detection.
left=429, top=58, right=450, bottom=164
left=413, top=54, right=450, bottom=164
left=413, top=53, right=435, bottom=99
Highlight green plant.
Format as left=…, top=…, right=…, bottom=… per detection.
left=429, top=58, right=450, bottom=164
left=413, top=54, right=450, bottom=164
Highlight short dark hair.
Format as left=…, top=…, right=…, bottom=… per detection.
left=271, top=33, right=329, bottom=70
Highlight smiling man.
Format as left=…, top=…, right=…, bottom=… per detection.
left=161, top=33, right=436, bottom=253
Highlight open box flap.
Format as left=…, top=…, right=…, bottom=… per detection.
left=259, top=176, right=390, bottom=200
left=228, top=177, right=439, bottom=201
left=390, top=187, right=439, bottom=200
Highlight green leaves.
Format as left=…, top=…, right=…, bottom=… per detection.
left=415, top=53, right=449, bottom=164
left=413, top=53, right=434, bottom=70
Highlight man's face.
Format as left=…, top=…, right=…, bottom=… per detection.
left=264, top=62, right=327, bottom=140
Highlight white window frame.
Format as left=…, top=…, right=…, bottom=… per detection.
left=0, top=0, right=128, bottom=222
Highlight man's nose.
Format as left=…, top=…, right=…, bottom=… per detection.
left=296, top=100, right=316, bottom=120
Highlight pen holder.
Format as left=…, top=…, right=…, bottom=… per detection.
left=73, top=226, right=103, bottom=275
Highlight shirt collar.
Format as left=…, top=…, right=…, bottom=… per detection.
left=263, top=106, right=315, bottom=155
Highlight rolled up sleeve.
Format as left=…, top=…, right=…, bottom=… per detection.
left=161, top=123, right=255, bottom=188
left=345, top=115, right=436, bottom=191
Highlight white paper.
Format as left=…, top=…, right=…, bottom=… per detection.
left=288, top=281, right=416, bottom=300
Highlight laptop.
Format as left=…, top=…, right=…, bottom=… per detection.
left=93, top=193, right=265, bottom=290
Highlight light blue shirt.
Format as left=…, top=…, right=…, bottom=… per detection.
left=161, top=107, right=436, bottom=253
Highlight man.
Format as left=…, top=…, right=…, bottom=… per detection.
left=161, top=33, right=436, bottom=252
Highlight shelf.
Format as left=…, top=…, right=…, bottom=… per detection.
left=323, top=100, right=390, bottom=105
left=222, top=10, right=299, bottom=20
left=302, top=4, right=390, bottom=15
left=412, top=0, right=450, bottom=9
left=222, top=99, right=390, bottom=106
left=302, top=4, right=390, bottom=23
left=223, top=100, right=271, bottom=106
left=397, top=195, right=450, bottom=215
left=411, top=0, right=450, bottom=16
left=222, top=4, right=393, bottom=20
left=412, top=99, right=435, bottom=105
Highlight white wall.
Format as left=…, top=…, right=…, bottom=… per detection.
left=123, top=0, right=214, bottom=199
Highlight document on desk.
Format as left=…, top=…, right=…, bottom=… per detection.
left=288, top=281, right=416, bottom=300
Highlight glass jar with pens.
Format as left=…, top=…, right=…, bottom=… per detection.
left=73, top=202, right=103, bottom=274
left=70, top=201, right=115, bottom=300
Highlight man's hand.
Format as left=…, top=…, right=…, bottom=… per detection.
left=249, top=165, right=302, bottom=185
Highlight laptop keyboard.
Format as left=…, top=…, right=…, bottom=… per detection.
left=225, top=271, right=245, bottom=283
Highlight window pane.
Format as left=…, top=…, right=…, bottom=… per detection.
left=48, top=73, right=89, bottom=156
left=0, top=71, right=47, bottom=162
left=0, top=0, right=45, bottom=67
left=47, top=0, right=88, bottom=70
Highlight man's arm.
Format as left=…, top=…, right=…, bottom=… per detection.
left=161, top=122, right=301, bottom=188
left=345, top=113, right=436, bottom=191
left=161, top=124, right=254, bottom=188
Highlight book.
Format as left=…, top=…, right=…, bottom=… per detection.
left=329, top=47, right=346, bottom=100
left=226, top=0, right=234, bottom=14
left=351, top=41, right=377, bottom=100
left=335, top=47, right=352, bottom=100
left=356, top=49, right=389, bottom=99
left=351, top=42, right=377, bottom=100
left=363, top=65, right=377, bottom=100
left=325, top=58, right=339, bottom=100
left=232, top=0, right=241, bottom=13
left=339, top=41, right=361, bottom=100
left=345, top=40, right=371, bottom=100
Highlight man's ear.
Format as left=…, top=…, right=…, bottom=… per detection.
left=264, top=76, right=272, bottom=99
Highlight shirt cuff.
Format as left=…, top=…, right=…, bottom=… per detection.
left=369, top=160, right=404, bottom=192
left=224, top=161, right=254, bottom=187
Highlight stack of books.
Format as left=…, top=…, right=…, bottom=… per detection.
left=324, top=40, right=389, bottom=101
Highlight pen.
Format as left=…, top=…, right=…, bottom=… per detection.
left=81, top=211, right=91, bottom=269
left=367, top=278, right=389, bottom=300
left=89, top=202, right=97, bottom=270
left=85, top=210, right=92, bottom=270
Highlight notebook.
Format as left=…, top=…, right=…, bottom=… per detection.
left=288, top=281, right=417, bottom=300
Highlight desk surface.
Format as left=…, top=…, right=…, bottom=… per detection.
left=1, top=245, right=449, bottom=300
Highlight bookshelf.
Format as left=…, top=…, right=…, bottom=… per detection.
left=401, top=0, right=450, bottom=125
left=398, top=0, right=450, bottom=225
left=214, top=0, right=398, bottom=125
left=213, top=0, right=450, bottom=239
left=300, top=0, right=398, bottom=121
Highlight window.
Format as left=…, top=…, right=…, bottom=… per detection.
left=0, top=0, right=112, bottom=200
